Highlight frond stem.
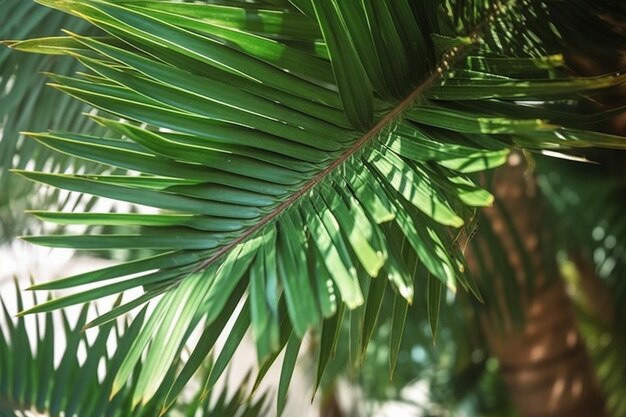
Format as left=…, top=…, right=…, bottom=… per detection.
left=194, top=2, right=506, bottom=273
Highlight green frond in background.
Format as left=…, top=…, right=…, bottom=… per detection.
left=538, top=156, right=626, bottom=318
left=0, top=0, right=111, bottom=242
left=537, top=154, right=626, bottom=417
left=2, top=0, right=625, bottom=412
left=0, top=285, right=267, bottom=417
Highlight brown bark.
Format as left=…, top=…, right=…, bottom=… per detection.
left=467, top=153, right=608, bottom=417
left=319, top=387, right=343, bottom=417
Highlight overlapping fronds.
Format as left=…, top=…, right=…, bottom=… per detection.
left=0, top=286, right=267, bottom=417
left=0, top=0, right=109, bottom=242
left=4, top=0, right=625, bottom=410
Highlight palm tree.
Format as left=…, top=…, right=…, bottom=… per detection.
left=1, top=0, right=625, bottom=416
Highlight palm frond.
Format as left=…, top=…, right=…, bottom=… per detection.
left=0, top=0, right=111, bottom=242
left=4, top=0, right=625, bottom=409
left=0, top=284, right=267, bottom=417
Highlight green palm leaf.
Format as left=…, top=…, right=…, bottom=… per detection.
left=0, top=286, right=267, bottom=416
left=4, top=0, right=625, bottom=410
left=0, top=0, right=109, bottom=242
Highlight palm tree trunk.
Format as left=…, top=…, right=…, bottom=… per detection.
left=468, top=153, right=608, bottom=417
left=320, top=386, right=344, bottom=417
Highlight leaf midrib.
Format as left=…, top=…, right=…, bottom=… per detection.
left=193, top=7, right=502, bottom=273
left=189, top=72, right=438, bottom=273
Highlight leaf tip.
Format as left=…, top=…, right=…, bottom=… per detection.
left=61, top=29, right=80, bottom=38
left=18, top=131, right=42, bottom=139
left=1, top=40, right=17, bottom=48
left=110, top=381, right=123, bottom=400
left=451, top=216, right=465, bottom=228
